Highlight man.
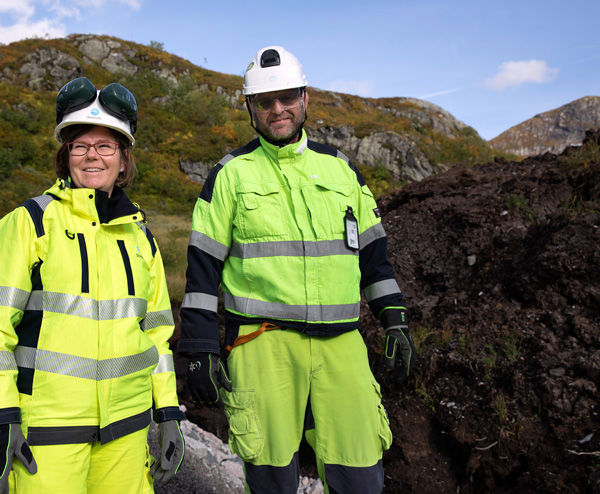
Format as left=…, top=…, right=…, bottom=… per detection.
left=179, top=45, right=415, bottom=493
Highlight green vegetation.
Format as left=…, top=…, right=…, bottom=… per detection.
left=558, top=138, right=600, bottom=217
left=0, top=34, right=510, bottom=302
left=557, top=138, right=600, bottom=171
left=506, top=194, right=536, bottom=222
left=492, top=392, right=508, bottom=424
left=482, top=344, right=497, bottom=381
left=144, top=213, right=191, bottom=303
left=357, top=160, right=404, bottom=198
left=502, top=332, right=521, bottom=362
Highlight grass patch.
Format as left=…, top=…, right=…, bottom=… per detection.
left=145, top=212, right=191, bottom=304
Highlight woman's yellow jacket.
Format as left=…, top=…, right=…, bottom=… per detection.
left=0, top=179, right=183, bottom=445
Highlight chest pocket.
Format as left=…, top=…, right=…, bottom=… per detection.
left=302, top=182, right=354, bottom=238
left=236, top=183, right=284, bottom=240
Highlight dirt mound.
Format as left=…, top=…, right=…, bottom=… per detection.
left=176, top=131, right=600, bottom=493
left=366, top=129, right=600, bottom=492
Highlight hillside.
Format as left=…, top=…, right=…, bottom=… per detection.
left=179, top=131, right=600, bottom=492
left=0, top=33, right=502, bottom=219
left=489, top=96, right=600, bottom=157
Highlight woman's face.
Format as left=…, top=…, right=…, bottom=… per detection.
left=67, top=126, right=126, bottom=196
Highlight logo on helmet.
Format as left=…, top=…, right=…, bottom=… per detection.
left=90, top=108, right=100, bottom=116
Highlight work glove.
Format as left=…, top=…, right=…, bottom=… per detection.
left=0, top=423, right=37, bottom=494
left=384, top=325, right=416, bottom=383
left=150, top=420, right=185, bottom=485
left=187, top=352, right=232, bottom=406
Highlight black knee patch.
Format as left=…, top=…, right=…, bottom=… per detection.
left=245, top=451, right=300, bottom=494
left=324, top=459, right=384, bottom=494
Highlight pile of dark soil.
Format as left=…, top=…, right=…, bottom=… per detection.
left=174, top=130, right=600, bottom=493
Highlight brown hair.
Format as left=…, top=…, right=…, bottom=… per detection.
left=54, top=125, right=137, bottom=188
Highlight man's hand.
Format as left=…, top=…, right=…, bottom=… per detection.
left=150, top=420, right=184, bottom=485
left=0, top=423, right=37, bottom=494
left=384, top=326, right=416, bottom=383
left=187, top=353, right=232, bottom=405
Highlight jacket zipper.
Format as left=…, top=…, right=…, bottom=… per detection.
left=77, top=233, right=89, bottom=293
left=117, top=240, right=135, bottom=296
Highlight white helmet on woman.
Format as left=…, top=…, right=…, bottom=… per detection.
left=243, top=46, right=307, bottom=96
left=54, top=77, right=137, bottom=145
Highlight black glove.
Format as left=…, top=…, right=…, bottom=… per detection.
left=187, top=353, right=232, bottom=405
left=0, top=423, right=37, bottom=494
left=384, top=325, right=416, bottom=383
left=150, top=420, right=185, bottom=485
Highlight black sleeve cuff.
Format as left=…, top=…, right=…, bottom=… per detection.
left=381, top=307, right=408, bottom=329
left=154, top=406, right=186, bottom=423
left=177, top=338, right=221, bottom=356
left=0, top=407, right=21, bottom=425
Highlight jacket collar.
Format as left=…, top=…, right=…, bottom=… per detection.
left=46, top=179, right=142, bottom=224
left=259, top=129, right=308, bottom=163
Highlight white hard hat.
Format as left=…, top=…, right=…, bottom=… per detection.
left=243, top=46, right=307, bottom=96
left=54, top=92, right=135, bottom=146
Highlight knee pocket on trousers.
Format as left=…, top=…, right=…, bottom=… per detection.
left=372, top=380, right=393, bottom=451
left=222, top=389, right=264, bottom=461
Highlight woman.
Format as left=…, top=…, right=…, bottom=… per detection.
left=0, top=77, right=185, bottom=493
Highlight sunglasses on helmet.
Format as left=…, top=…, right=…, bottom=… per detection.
left=56, top=77, right=138, bottom=134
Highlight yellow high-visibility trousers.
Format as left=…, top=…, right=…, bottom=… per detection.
left=10, top=427, right=153, bottom=494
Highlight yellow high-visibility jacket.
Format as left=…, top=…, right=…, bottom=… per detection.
left=179, top=131, right=406, bottom=356
left=0, top=179, right=183, bottom=445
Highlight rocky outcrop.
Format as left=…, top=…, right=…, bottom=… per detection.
left=179, top=159, right=212, bottom=183
left=18, top=48, right=81, bottom=90
left=488, top=96, right=600, bottom=157
left=309, top=125, right=438, bottom=181
left=377, top=97, right=468, bottom=138
left=0, top=34, right=490, bottom=186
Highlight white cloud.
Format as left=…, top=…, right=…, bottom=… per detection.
left=485, top=59, right=558, bottom=91
left=0, top=1, right=65, bottom=43
left=120, top=0, right=141, bottom=9
left=70, top=0, right=141, bottom=10
left=0, top=18, right=65, bottom=42
left=419, top=88, right=459, bottom=99
left=0, top=0, right=141, bottom=44
left=0, top=0, right=35, bottom=17
left=327, top=79, right=375, bottom=97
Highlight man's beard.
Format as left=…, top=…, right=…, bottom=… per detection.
left=250, top=103, right=307, bottom=147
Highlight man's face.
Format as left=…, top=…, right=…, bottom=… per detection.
left=250, top=88, right=309, bottom=144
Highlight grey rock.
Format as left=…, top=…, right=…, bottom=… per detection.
left=179, top=159, right=212, bottom=183
left=149, top=414, right=323, bottom=494
left=309, top=126, right=436, bottom=181
left=102, top=51, right=137, bottom=76
left=153, top=67, right=179, bottom=86
left=489, top=96, right=600, bottom=157
left=215, top=86, right=244, bottom=109
left=19, top=48, right=80, bottom=89
left=79, top=38, right=110, bottom=62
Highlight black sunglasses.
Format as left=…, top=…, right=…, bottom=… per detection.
left=56, top=77, right=138, bottom=134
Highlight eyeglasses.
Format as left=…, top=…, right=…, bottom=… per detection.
left=67, top=141, right=119, bottom=156
left=251, top=88, right=303, bottom=113
left=56, top=77, right=138, bottom=134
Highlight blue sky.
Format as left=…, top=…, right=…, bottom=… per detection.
left=1, top=0, right=599, bottom=140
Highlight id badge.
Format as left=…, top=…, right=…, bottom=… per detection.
left=344, top=206, right=359, bottom=250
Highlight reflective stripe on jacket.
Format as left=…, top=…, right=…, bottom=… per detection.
left=179, top=131, right=406, bottom=356
left=0, top=179, right=183, bottom=444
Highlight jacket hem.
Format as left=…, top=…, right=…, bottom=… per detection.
left=26, top=408, right=151, bottom=445
left=0, top=407, right=21, bottom=425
